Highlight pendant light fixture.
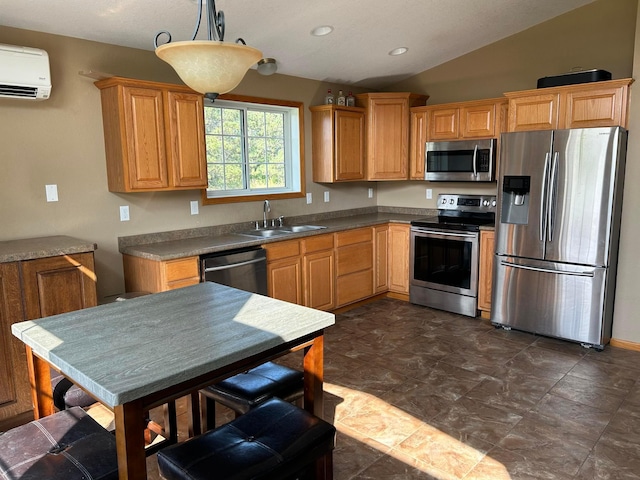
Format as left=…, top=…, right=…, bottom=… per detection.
left=154, top=0, right=262, bottom=101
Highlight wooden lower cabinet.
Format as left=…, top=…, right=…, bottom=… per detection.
left=335, top=228, right=374, bottom=307
left=478, top=230, right=495, bottom=317
left=0, top=263, right=29, bottom=427
left=0, top=253, right=97, bottom=428
left=123, top=255, right=200, bottom=293
left=374, top=225, right=389, bottom=293
left=302, top=234, right=335, bottom=311
left=265, top=240, right=303, bottom=305
left=388, top=224, right=410, bottom=295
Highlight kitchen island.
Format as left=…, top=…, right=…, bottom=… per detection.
left=12, top=281, right=335, bottom=480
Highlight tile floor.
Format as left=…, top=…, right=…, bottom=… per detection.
left=147, top=298, right=640, bottom=479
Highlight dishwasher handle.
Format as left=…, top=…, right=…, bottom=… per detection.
left=203, top=257, right=266, bottom=273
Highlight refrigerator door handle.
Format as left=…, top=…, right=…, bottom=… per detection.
left=540, top=152, right=550, bottom=242
left=500, top=260, right=595, bottom=277
left=472, top=145, right=478, bottom=177
left=548, top=151, right=559, bottom=242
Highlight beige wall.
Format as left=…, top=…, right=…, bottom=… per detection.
left=389, top=0, right=637, bottom=104
left=613, top=3, right=640, bottom=343
left=0, top=26, right=373, bottom=300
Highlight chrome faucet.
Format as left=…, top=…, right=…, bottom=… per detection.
left=263, top=200, right=271, bottom=228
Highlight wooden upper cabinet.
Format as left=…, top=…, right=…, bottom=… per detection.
left=95, top=77, right=207, bottom=192
left=409, top=109, right=428, bottom=180
left=428, top=107, right=459, bottom=140
left=356, top=92, right=428, bottom=180
left=505, top=78, right=633, bottom=132
left=421, top=98, right=507, bottom=142
left=563, top=83, right=630, bottom=129
left=506, top=93, right=560, bottom=132
left=461, top=103, right=497, bottom=138
left=310, top=105, right=366, bottom=183
left=167, top=91, right=208, bottom=187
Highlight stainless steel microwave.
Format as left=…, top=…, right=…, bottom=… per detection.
left=425, top=138, right=496, bottom=182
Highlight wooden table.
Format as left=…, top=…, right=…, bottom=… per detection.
left=12, top=282, right=335, bottom=480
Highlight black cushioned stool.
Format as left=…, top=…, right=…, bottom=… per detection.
left=0, top=406, right=118, bottom=480
left=199, top=361, right=304, bottom=431
left=158, top=397, right=336, bottom=480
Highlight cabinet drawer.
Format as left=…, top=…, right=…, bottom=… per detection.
left=165, top=257, right=199, bottom=283
left=303, top=234, right=334, bottom=254
left=336, top=270, right=374, bottom=307
left=336, top=243, right=373, bottom=276
left=335, top=228, right=372, bottom=247
left=264, top=240, right=301, bottom=261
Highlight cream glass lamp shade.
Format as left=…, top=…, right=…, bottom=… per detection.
left=156, top=40, right=262, bottom=95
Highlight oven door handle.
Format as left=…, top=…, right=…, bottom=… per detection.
left=412, top=228, right=477, bottom=239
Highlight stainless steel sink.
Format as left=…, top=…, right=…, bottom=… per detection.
left=281, top=225, right=327, bottom=233
left=238, top=225, right=326, bottom=238
left=238, top=229, right=291, bottom=238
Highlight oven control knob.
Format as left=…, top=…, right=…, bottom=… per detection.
left=483, top=200, right=489, bottom=206
left=492, top=200, right=497, bottom=207
left=441, top=198, right=447, bottom=205
left=449, top=199, right=455, bottom=205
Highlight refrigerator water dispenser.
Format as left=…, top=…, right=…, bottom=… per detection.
left=501, top=176, right=530, bottom=224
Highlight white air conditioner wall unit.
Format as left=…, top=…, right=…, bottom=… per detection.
left=0, top=43, right=52, bottom=100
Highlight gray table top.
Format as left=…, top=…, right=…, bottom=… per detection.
left=12, top=282, right=335, bottom=407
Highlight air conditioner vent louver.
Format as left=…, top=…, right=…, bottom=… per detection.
left=0, top=84, right=38, bottom=98
left=0, top=43, right=52, bottom=100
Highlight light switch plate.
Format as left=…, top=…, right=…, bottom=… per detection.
left=119, top=205, right=130, bottom=221
left=368, top=188, right=373, bottom=199
left=190, top=200, right=199, bottom=215
left=324, top=191, right=330, bottom=202
left=45, top=184, right=58, bottom=202
left=426, top=188, right=433, bottom=200
left=306, top=193, right=312, bottom=204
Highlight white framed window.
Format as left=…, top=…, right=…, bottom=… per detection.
left=202, top=95, right=304, bottom=204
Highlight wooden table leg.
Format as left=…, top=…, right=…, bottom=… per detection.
left=26, top=347, right=54, bottom=419
left=303, top=334, right=324, bottom=419
left=114, top=400, right=147, bottom=480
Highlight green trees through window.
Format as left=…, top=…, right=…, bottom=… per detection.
left=203, top=96, right=302, bottom=202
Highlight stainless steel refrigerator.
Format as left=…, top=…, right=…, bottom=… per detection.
left=491, top=127, right=627, bottom=349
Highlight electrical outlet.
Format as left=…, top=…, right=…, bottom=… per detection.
left=306, top=192, right=312, bottom=204
left=426, top=188, right=433, bottom=200
left=324, top=191, right=330, bottom=202
left=190, top=200, right=199, bottom=215
left=368, top=187, right=373, bottom=199
left=119, top=205, right=130, bottom=222
left=45, top=184, right=58, bottom=202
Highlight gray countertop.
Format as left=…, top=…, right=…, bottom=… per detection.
left=119, top=210, right=430, bottom=261
left=12, top=282, right=335, bottom=407
left=0, top=235, right=97, bottom=263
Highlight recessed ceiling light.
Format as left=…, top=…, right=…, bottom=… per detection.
left=311, top=25, right=334, bottom=36
left=389, top=47, right=408, bottom=56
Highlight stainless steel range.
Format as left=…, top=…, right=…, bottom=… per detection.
left=410, top=194, right=496, bottom=317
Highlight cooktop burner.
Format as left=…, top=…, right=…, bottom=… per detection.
left=411, top=194, right=496, bottom=232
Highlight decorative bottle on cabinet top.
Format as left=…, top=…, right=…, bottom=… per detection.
left=325, top=89, right=334, bottom=104
left=337, top=90, right=346, bottom=106
left=346, top=91, right=355, bottom=107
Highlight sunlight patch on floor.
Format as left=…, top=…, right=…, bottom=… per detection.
left=324, top=382, right=512, bottom=479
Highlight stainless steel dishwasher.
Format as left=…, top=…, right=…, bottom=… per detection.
left=200, top=246, right=267, bottom=295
